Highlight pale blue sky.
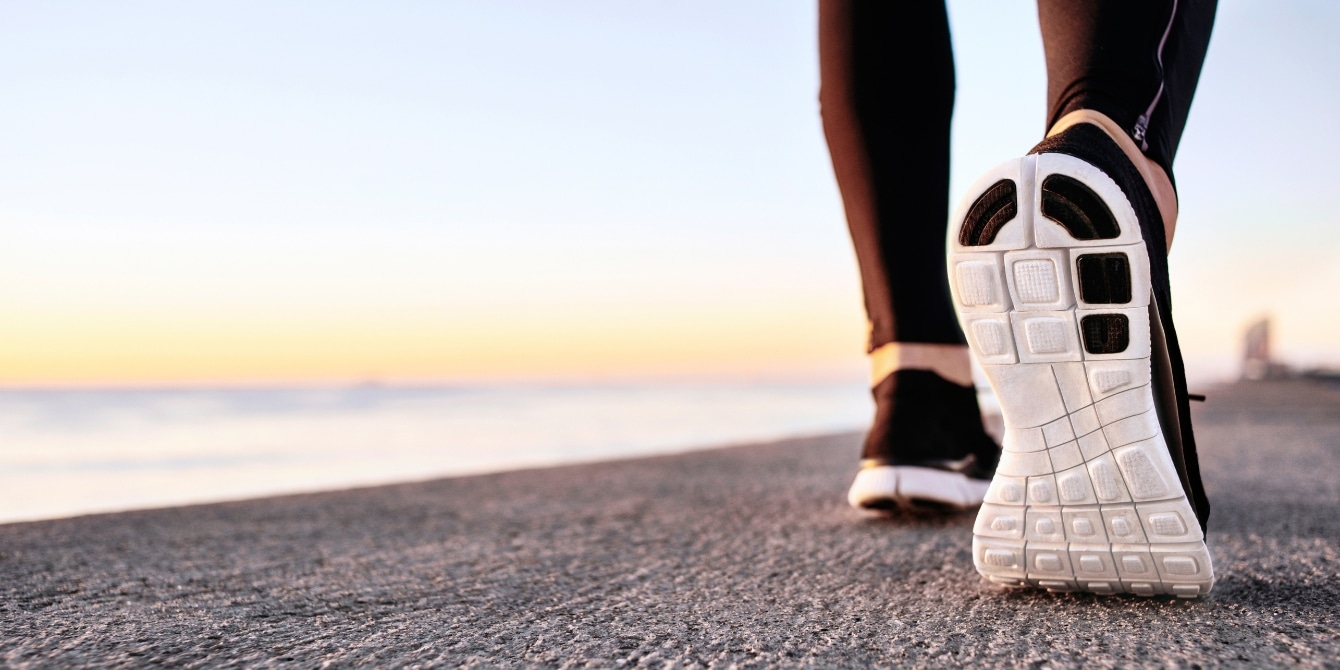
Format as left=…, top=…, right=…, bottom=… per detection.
left=1, top=0, right=1336, bottom=383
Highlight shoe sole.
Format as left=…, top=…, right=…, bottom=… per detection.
left=946, top=153, right=1214, bottom=598
left=848, top=465, right=990, bottom=513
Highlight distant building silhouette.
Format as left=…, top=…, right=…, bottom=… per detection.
left=1242, top=317, right=1288, bottom=380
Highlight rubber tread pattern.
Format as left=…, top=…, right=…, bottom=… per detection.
left=1081, top=314, right=1131, bottom=354
left=949, top=139, right=1214, bottom=597
left=959, top=179, right=1018, bottom=247
left=1077, top=253, right=1133, bottom=304
left=1040, top=174, right=1120, bottom=240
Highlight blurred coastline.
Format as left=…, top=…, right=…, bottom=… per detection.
left=0, top=380, right=873, bottom=524
left=7, top=313, right=1328, bottom=525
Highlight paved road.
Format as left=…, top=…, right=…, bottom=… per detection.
left=3, top=379, right=1338, bottom=668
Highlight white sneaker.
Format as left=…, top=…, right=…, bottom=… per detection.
left=946, top=123, right=1214, bottom=597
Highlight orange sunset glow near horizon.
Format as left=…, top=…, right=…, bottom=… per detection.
left=0, top=296, right=867, bottom=386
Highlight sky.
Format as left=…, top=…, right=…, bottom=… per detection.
left=1, top=0, right=1337, bottom=386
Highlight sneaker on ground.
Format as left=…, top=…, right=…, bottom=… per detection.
left=946, top=123, right=1214, bottom=597
left=847, top=369, right=999, bottom=513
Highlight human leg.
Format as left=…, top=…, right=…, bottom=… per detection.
left=1039, top=0, right=1217, bottom=175
left=819, top=0, right=999, bottom=511
left=1039, top=0, right=1218, bottom=248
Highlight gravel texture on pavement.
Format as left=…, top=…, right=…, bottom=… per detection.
left=2, top=378, right=1338, bottom=668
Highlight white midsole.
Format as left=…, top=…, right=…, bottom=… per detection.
left=848, top=465, right=990, bottom=511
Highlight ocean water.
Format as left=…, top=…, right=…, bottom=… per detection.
left=0, top=382, right=876, bottom=524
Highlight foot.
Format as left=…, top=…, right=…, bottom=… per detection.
left=847, top=368, right=999, bottom=513
left=946, top=120, right=1214, bottom=597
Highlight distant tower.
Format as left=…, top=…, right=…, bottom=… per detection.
left=1241, top=318, right=1273, bottom=380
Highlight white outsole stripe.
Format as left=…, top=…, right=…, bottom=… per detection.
left=848, top=466, right=990, bottom=512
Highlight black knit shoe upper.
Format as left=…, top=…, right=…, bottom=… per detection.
left=861, top=369, right=1000, bottom=480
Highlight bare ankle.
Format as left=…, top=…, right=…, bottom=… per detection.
left=869, top=342, right=973, bottom=388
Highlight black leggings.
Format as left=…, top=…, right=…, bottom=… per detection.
left=820, top=0, right=1216, bottom=352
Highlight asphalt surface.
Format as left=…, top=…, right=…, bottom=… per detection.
left=3, top=378, right=1338, bottom=668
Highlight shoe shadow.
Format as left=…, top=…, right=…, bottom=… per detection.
left=973, top=569, right=1340, bottom=615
